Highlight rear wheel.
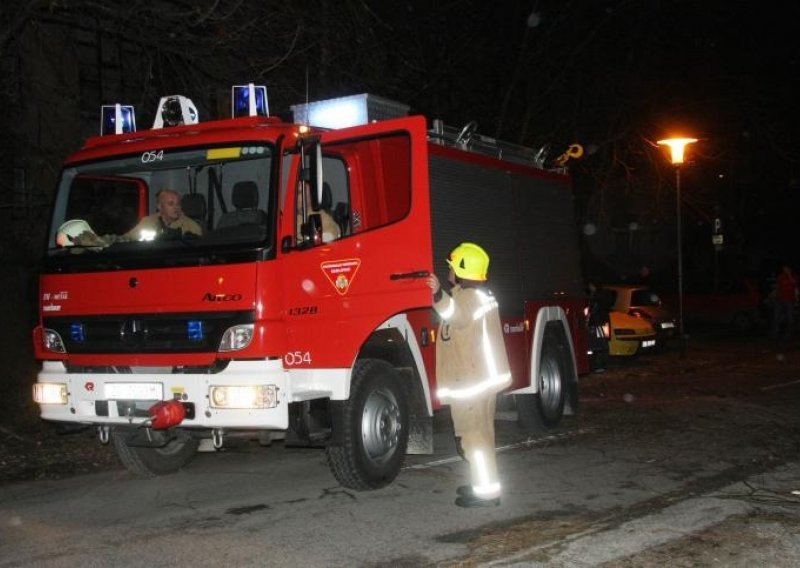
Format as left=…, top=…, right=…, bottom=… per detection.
left=517, top=325, right=569, bottom=433
left=326, top=359, right=409, bottom=490
left=112, top=429, right=199, bottom=478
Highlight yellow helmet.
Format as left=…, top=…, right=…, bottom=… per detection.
left=447, top=242, right=490, bottom=281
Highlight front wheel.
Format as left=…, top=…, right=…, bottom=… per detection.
left=112, top=429, right=199, bottom=478
left=517, top=325, right=569, bottom=433
left=326, top=359, right=409, bottom=490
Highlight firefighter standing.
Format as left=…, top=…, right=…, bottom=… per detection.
left=428, top=242, right=511, bottom=508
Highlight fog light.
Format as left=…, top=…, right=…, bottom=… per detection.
left=209, top=385, right=278, bottom=409
left=43, top=329, right=66, bottom=353
left=33, top=382, right=68, bottom=404
left=218, top=324, right=254, bottom=352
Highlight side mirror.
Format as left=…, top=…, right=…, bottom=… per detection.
left=307, top=213, right=323, bottom=246
left=291, top=214, right=323, bottom=251
left=299, top=136, right=323, bottom=211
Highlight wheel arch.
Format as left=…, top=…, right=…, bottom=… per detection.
left=511, top=305, right=579, bottom=413
left=357, top=313, right=433, bottom=418
left=328, top=313, right=434, bottom=455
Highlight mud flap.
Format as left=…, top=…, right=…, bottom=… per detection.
left=406, top=414, right=433, bottom=454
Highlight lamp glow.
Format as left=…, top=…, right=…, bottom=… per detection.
left=657, top=138, right=698, bottom=164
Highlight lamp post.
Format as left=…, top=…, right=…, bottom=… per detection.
left=657, top=137, right=697, bottom=358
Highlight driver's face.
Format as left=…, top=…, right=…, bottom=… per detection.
left=158, top=191, right=182, bottom=223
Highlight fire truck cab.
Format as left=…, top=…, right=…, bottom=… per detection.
left=33, top=86, right=588, bottom=489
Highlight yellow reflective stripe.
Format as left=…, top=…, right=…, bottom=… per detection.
left=472, top=450, right=501, bottom=497
left=472, top=290, right=498, bottom=320
left=437, top=372, right=511, bottom=400
left=439, top=295, right=455, bottom=319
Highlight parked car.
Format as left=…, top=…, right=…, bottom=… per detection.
left=661, top=279, right=764, bottom=333
left=607, top=310, right=657, bottom=357
left=604, top=285, right=677, bottom=344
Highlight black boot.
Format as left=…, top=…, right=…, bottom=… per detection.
left=456, top=485, right=474, bottom=497
left=455, top=493, right=500, bottom=508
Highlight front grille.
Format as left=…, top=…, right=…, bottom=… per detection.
left=44, top=311, right=254, bottom=354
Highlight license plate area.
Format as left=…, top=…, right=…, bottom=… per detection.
left=105, top=382, right=163, bottom=400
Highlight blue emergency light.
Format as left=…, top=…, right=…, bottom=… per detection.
left=101, top=104, right=136, bottom=136
left=70, top=322, right=86, bottom=343
left=187, top=320, right=204, bottom=341
left=232, top=84, right=269, bottom=118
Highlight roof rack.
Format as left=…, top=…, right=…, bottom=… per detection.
left=428, top=119, right=555, bottom=171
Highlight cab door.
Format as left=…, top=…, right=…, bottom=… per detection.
left=278, top=116, right=433, bottom=369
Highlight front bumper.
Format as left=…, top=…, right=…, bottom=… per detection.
left=609, top=335, right=656, bottom=356
left=35, top=360, right=290, bottom=429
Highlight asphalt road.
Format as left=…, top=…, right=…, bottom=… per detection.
left=1, top=331, right=800, bottom=567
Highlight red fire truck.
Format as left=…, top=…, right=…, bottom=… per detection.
left=32, top=86, right=588, bottom=489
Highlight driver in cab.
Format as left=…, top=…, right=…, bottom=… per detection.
left=60, top=188, right=202, bottom=249
left=125, top=188, right=202, bottom=241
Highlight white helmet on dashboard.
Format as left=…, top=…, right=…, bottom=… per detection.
left=56, top=219, right=94, bottom=247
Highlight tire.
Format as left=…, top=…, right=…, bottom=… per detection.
left=325, top=359, right=409, bottom=490
left=517, top=325, right=568, bottom=433
left=112, top=429, right=199, bottom=478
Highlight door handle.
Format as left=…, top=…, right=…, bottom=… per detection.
left=390, top=270, right=430, bottom=281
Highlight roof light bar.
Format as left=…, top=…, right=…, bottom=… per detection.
left=100, top=104, right=136, bottom=135
left=291, top=93, right=409, bottom=129
left=153, top=95, right=199, bottom=129
left=232, top=84, right=269, bottom=118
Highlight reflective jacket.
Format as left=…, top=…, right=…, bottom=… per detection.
left=433, top=284, right=512, bottom=402
left=125, top=213, right=203, bottom=240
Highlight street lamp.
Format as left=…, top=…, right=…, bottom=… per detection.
left=657, top=137, right=697, bottom=358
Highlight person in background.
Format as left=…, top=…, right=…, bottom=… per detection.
left=427, top=242, right=511, bottom=508
left=771, top=263, right=798, bottom=342
left=587, top=280, right=611, bottom=372
left=296, top=181, right=340, bottom=245
left=126, top=188, right=202, bottom=241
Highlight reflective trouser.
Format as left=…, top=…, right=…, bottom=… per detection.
left=449, top=393, right=501, bottom=499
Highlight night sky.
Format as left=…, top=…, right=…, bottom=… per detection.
left=2, top=1, right=799, bottom=273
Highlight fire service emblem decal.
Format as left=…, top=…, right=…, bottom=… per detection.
left=320, top=259, right=361, bottom=295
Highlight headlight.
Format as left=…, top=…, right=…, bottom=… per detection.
left=209, top=385, right=278, bottom=409
left=43, top=328, right=66, bottom=353
left=33, top=382, right=68, bottom=404
left=218, top=324, right=254, bottom=352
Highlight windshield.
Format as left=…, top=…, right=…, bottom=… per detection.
left=47, top=144, right=274, bottom=261
left=631, top=289, right=662, bottom=307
